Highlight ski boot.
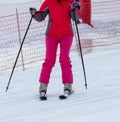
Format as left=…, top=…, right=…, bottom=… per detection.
left=39, top=83, right=48, bottom=100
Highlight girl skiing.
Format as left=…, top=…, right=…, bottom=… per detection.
left=30, top=0, right=80, bottom=99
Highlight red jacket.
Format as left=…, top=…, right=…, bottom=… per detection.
left=35, top=0, right=80, bottom=39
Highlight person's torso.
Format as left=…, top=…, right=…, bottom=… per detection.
left=45, top=0, right=74, bottom=38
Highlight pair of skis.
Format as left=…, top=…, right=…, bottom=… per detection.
left=40, top=90, right=74, bottom=101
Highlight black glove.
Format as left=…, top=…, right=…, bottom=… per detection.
left=71, top=1, right=81, bottom=10
left=29, top=8, right=37, bottom=16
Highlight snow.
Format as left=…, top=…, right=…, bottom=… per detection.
left=0, top=0, right=120, bottom=122
left=0, top=48, right=120, bottom=122
left=0, top=0, right=36, bottom=4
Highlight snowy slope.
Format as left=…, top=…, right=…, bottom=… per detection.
left=0, top=0, right=120, bottom=122
left=0, top=0, right=36, bottom=4
left=0, top=48, right=120, bottom=122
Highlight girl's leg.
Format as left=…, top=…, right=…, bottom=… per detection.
left=39, top=36, right=58, bottom=84
left=59, top=36, right=73, bottom=84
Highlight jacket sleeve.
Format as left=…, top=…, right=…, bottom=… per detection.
left=34, top=0, right=49, bottom=22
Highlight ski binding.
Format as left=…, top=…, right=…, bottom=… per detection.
left=40, top=91, right=47, bottom=100
left=59, top=90, right=73, bottom=100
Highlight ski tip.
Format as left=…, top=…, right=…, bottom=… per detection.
left=40, top=96, right=47, bottom=101
left=59, top=95, right=67, bottom=100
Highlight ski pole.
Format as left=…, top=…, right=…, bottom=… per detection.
left=72, top=9, right=88, bottom=89
left=6, top=15, right=33, bottom=92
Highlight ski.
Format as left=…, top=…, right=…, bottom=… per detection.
left=40, top=95, right=47, bottom=100
left=39, top=91, right=47, bottom=101
left=39, top=90, right=74, bottom=100
left=59, top=90, right=74, bottom=100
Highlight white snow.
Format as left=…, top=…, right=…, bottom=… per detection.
left=0, top=48, right=120, bottom=122
left=0, top=0, right=120, bottom=122
left=0, top=0, right=36, bottom=4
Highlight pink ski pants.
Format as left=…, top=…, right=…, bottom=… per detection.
left=39, top=35, right=73, bottom=84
